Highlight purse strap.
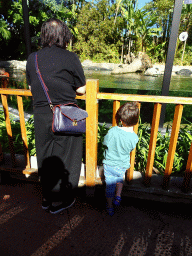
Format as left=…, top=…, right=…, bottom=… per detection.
left=34, top=52, right=54, bottom=112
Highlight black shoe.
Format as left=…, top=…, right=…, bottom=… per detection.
left=49, top=198, right=76, bottom=214
left=42, top=199, right=51, bottom=210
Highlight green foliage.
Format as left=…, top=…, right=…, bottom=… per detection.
left=0, top=0, right=81, bottom=60
left=1, top=109, right=192, bottom=176
left=174, top=45, right=192, bottom=66
left=97, top=121, right=192, bottom=175
left=0, top=19, right=11, bottom=41
left=74, top=0, right=123, bottom=62
left=0, top=110, right=36, bottom=156
left=1, top=0, right=192, bottom=64
left=97, top=123, right=110, bottom=165
left=135, top=122, right=150, bottom=172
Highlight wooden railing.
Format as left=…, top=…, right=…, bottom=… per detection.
left=1, top=79, right=192, bottom=192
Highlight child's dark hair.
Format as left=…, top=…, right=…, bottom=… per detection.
left=115, top=102, right=139, bottom=126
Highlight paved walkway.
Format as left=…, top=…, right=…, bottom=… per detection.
left=0, top=178, right=192, bottom=256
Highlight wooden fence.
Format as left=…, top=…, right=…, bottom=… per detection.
left=1, top=79, right=192, bottom=192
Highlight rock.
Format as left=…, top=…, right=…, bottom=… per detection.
left=111, top=58, right=143, bottom=74
left=82, top=59, right=93, bottom=67
left=82, top=60, right=116, bottom=71
left=145, top=67, right=160, bottom=77
left=175, top=69, right=192, bottom=76
left=0, top=60, right=26, bottom=71
left=111, top=52, right=152, bottom=74
left=124, top=52, right=135, bottom=64
left=137, top=52, right=153, bottom=71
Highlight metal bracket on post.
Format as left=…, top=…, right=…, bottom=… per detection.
left=159, top=0, right=183, bottom=128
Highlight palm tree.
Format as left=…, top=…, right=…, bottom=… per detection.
left=134, top=10, right=162, bottom=52
left=114, top=0, right=138, bottom=62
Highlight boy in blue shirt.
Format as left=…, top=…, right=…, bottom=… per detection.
left=103, top=102, right=139, bottom=216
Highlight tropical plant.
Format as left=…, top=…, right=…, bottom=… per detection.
left=74, top=0, right=122, bottom=62
left=0, top=110, right=35, bottom=156
left=0, top=0, right=84, bottom=60
left=134, top=10, right=162, bottom=52
left=0, top=19, right=11, bottom=41
left=1, top=108, right=192, bottom=176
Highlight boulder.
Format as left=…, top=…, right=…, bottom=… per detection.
left=0, top=60, right=27, bottom=71
left=175, top=69, right=192, bottom=76
left=82, top=59, right=93, bottom=67
left=145, top=67, right=160, bottom=77
left=111, top=58, right=143, bottom=74
left=137, top=52, right=153, bottom=71
left=82, top=60, right=116, bottom=71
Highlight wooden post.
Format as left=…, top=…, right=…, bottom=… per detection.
left=86, top=79, right=99, bottom=186
left=162, top=104, right=183, bottom=189
left=112, top=100, right=120, bottom=126
left=144, top=103, right=162, bottom=186
left=1, top=94, right=16, bottom=167
left=127, top=103, right=140, bottom=182
left=17, top=95, right=30, bottom=168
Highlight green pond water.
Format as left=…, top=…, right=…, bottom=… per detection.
left=3, top=69, right=192, bottom=124
left=85, top=71, right=192, bottom=93
left=85, top=71, right=192, bottom=124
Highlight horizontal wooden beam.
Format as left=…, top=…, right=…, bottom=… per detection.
left=97, top=93, right=192, bottom=105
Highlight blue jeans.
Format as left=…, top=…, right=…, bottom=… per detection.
left=104, top=164, right=127, bottom=198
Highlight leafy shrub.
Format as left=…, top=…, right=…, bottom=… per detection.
left=0, top=110, right=36, bottom=156
left=1, top=110, right=192, bottom=176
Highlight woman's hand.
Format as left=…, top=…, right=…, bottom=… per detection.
left=76, top=85, right=86, bottom=95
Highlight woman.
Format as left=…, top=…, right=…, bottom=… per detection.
left=26, top=18, right=86, bottom=214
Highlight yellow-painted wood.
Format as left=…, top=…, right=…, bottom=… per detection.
left=163, top=104, right=183, bottom=188
left=85, top=79, right=99, bottom=186
left=0, top=88, right=32, bottom=96
left=1, top=82, right=192, bottom=189
left=112, top=100, right=120, bottom=126
left=17, top=96, right=30, bottom=169
left=0, top=88, right=86, bottom=99
left=186, top=142, right=192, bottom=172
left=144, top=103, right=162, bottom=186
left=127, top=103, right=140, bottom=182
left=1, top=94, right=16, bottom=167
left=98, top=93, right=192, bottom=105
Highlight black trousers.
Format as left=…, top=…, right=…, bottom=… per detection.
left=34, top=112, right=83, bottom=202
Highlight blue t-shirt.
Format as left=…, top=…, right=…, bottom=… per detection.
left=103, top=126, right=139, bottom=169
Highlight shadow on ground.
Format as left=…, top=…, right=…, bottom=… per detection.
left=0, top=177, right=192, bottom=256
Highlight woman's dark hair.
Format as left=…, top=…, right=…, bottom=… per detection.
left=115, top=102, right=139, bottom=126
left=41, top=18, right=72, bottom=49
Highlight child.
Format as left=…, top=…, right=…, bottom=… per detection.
left=103, top=102, right=139, bottom=216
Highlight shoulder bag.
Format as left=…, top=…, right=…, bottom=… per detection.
left=34, top=52, right=88, bottom=134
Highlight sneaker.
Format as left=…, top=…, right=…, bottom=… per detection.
left=50, top=198, right=76, bottom=214
left=113, top=196, right=122, bottom=206
left=42, top=199, right=51, bottom=210
left=106, top=207, right=114, bottom=216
